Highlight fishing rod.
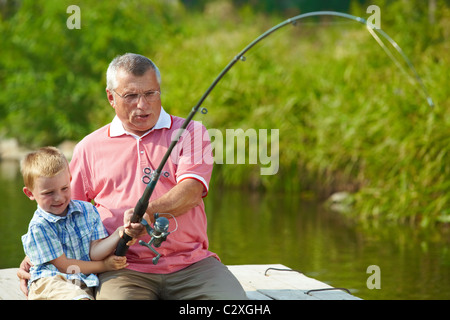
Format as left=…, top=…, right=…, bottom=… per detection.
left=114, top=11, right=434, bottom=259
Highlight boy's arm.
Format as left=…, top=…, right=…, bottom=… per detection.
left=51, top=253, right=127, bottom=275
left=90, top=227, right=123, bottom=261
left=90, top=226, right=137, bottom=261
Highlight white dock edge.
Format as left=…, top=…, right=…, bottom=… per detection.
left=0, top=264, right=361, bottom=300
left=227, top=264, right=361, bottom=300
left=0, top=268, right=25, bottom=300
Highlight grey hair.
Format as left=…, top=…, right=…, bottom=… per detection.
left=106, top=53, right=161, bottom=90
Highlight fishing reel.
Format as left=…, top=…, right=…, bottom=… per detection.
left=139, top=213, right=171, bottom=265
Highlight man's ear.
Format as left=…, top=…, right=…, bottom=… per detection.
left=23, top=187, right=35, bottom=200
left=106, top=89, right=115, bottom=108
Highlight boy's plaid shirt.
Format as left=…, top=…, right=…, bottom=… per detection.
left=22, top=199, right=109, bottom=287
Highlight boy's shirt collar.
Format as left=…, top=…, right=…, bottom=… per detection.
left=36, top=200, right=80, bottom=223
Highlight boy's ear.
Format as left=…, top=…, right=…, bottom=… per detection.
left=23, top=187, right=35, bottom=200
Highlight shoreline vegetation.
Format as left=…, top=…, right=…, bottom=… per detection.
left=1, top=0, right=449, bottom=229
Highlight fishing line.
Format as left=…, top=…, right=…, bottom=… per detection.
left=234, top=11, right=433, bottom=108
left=365, top=26, right=434, bottom=107
left=162, top=212, right=178, bottom=233
left=143, top=213, right=179, bottom=236
left=242, top=14, right=434, bottom=107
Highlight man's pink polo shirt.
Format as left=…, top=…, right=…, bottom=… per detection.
left=69, top=107, right=218, bottom=274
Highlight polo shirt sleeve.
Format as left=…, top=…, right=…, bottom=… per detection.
left=22, top=223, right=64, bottom=265
left=175, top=120, right=213, bottom=197
left=70, top=140, right=94, bottom=202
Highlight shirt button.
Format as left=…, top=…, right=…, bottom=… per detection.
left=140, top=151, right=144, bottom=154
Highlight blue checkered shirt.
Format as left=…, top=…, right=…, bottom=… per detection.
left=22, top=200, right=109, bottom=288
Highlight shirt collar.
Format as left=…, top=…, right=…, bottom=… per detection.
left=109, top=106, right=172, bottom=138
left=36, top=200, right=80, bottom=223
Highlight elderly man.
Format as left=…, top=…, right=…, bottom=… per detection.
left=19, top=53, right=247, bottom=300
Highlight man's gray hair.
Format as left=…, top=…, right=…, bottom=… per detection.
left=106, top=53, right=161, bottom=90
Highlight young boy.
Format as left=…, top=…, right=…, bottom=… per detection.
left=21, top=146, right=129, bottom=300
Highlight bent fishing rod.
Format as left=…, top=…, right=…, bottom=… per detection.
left=115, top=11, right=434, bottom=258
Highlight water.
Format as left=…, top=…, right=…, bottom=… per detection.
left=204, top=187, right=450, bottom=300
left=1, top=161, right=449, bottom=300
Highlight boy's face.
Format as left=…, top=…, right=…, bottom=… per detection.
left=23, top=169, right=71, bottom=216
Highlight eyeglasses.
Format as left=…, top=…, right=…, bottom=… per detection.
left=113, top=89, right=161, bottom=104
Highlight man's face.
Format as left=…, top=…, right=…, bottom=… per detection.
left=107, top=68, right=161, bottom=136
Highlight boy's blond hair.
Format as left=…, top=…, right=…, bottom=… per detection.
left=21, top=146, right=69, bottom=190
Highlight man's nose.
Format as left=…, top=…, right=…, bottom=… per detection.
left=136, top=95, right=150, bottom=109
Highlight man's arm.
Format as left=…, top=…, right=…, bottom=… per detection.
left=17, top=256, right=32, bottom=296
left=147, top=178, right=204, bottom=217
